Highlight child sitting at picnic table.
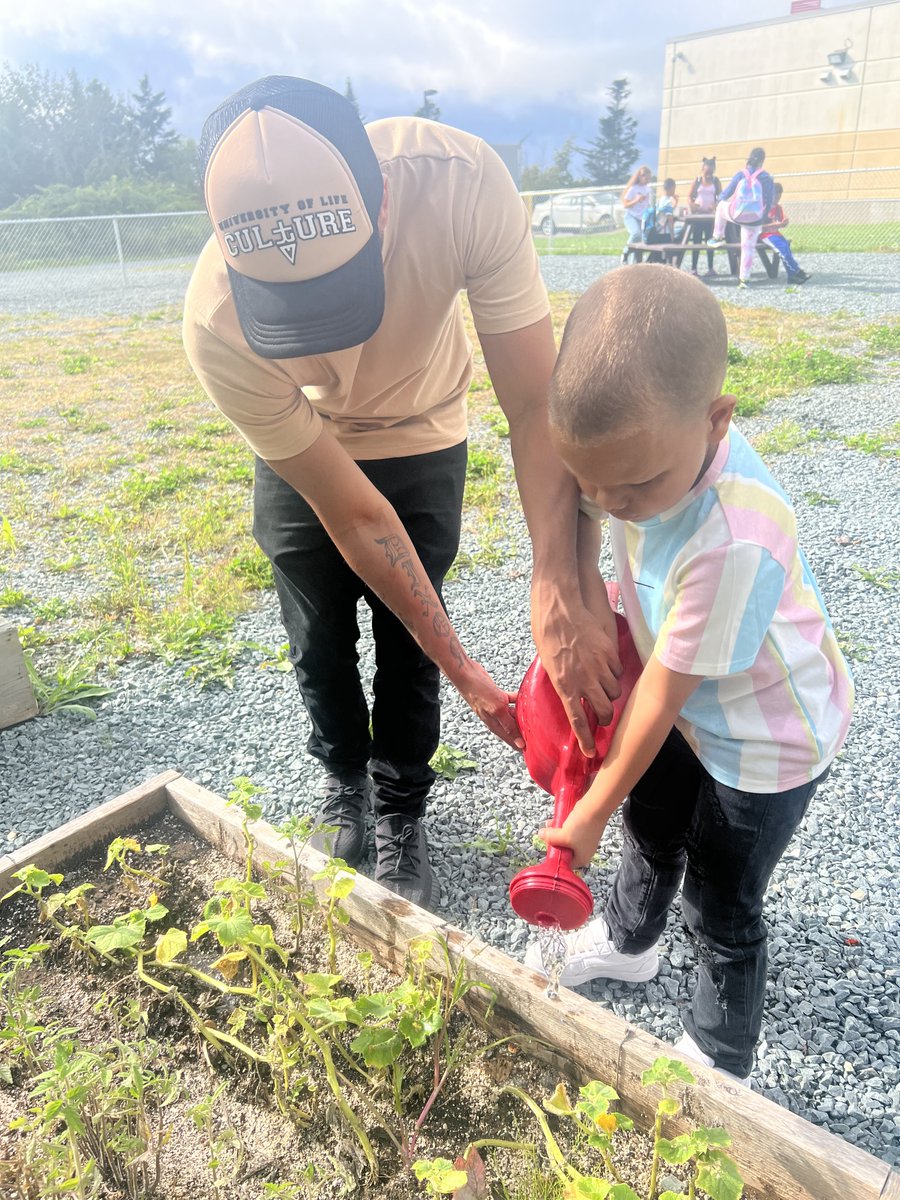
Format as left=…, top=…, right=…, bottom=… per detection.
left=761, top=183, right=811, bottom=285
left=656, top=178, right=679, bottom=239
left=525, top=265, right=853, bottom=1085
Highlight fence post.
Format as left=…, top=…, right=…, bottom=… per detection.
left=112, top=218, right=128, bottom=286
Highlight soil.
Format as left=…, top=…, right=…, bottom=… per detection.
left=0, top=814, right=709, bottom=1200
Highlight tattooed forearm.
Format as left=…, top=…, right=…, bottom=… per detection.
left=375, top=533, right=468, bottom=666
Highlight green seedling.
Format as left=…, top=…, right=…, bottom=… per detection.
left=227, top=775, right=266, bottom=882
left=430, top=742, right=479, bottom=781
left=271, top=813, right=318, bottom=950
left=311, top=858, right=356, bottom=973
left=189, top=1083, right=246, bottom=1192
left=104, top=836, right=169, bottom=892
left=656, top=1126, right=744, bottom=1200
left=84, top=898, right=169, bottom=957
left=0, top=942, right=52, bottom=1075
left=413, top=1157, right=469, bottom=1195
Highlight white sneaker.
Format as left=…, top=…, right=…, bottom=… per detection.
left=673, top=1032, right=752, bottom=1089
left=706, top=236, right=725, bottom=248
left=523, top=917, right=660, bottom=988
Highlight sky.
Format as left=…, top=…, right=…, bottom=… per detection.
left=2, top=0, right=828, bottom=172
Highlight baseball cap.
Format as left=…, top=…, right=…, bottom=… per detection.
left=199, top=76, right=385, bottom=359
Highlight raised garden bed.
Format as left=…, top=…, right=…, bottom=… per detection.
left=0, top=772, right=896, bottom=1200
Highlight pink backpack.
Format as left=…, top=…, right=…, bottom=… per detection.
left=729, top=168, right=766, bottom=224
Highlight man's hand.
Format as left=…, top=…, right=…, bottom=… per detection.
left=457, top=660, right=523, bottom=750
left=539, top=804, right=609, bottom=869
left=532, top=581, right=622, bottom=755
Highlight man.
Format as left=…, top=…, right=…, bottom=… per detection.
left=184, top=76, right=621, bottom=909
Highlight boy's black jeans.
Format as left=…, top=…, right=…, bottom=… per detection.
left=252, top=441, right=467, bottom=820
left=604, top=727, right=827, bottom=1078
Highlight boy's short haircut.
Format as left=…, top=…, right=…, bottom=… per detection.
left=664, top=178, right=676, bottom=190
left=774, top=182, right=784, bottom=197
left=549, top=265, right=728, bottom=444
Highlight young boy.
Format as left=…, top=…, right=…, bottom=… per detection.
left=525, top=265, right=853, bottom=1084
left=761, top=183, right=811, bottom=285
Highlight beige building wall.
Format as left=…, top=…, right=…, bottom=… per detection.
left=658, top=0, right=900, bottom=198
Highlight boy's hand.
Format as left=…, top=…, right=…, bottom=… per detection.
left=540, top=806, right=609, bottom=869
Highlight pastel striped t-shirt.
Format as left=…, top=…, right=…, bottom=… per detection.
left=583, top=427, right=853, bottom=792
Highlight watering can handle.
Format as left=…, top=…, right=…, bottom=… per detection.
left=545, top=844, right=574, bottom=874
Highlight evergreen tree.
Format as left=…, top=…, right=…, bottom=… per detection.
left=130, top=74, right=178, bottom=174
left=344, top=77, right=364, bottom=122
left=581, top=78, right=639, bottom=186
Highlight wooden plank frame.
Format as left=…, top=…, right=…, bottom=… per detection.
left=0, top=619, right=39, bottom=729
left=1, top=771, right=896, bottom=1200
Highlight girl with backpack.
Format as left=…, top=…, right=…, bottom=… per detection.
left=688, top=155, right=721, bottom=276
left=707, top=147, right=775, bottom=288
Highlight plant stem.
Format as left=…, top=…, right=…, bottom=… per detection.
left=502, top=1086, right=571, bottom=1182
left=648, top=1107, right=662, bottom=1200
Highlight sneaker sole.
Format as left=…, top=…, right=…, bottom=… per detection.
left=558, top=952, right=660, bottom=987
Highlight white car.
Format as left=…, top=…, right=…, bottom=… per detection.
left=530, top=191, right=622, bottom=236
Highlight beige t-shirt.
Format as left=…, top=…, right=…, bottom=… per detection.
left=183, top=117, right=550, bottom=461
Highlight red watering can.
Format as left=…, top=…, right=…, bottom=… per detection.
left=508, top=612, right=643, bottom=931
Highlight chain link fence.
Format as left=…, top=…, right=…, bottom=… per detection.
left=0, top=211, right=213, bottom=316
left=0, top=166, right=897, bottom=314
left=523, top=166, right=900, bottom=254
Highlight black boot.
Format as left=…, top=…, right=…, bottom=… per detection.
left=309, top=774, right=369, bottom=866
left=374, top=814, right=436, bottom=909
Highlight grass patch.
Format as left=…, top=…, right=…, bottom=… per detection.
left=753, top=421, right=831, bottom=456
left=725, top=341, right=863, bottom=415
left=0, top=586, right=28, bottom=609
left=803, top=490, right=839, bottom=507
left=842, top=424, right=900, bottom=458
left=530, top=223, right=900, bottom=256
left=861, top=321, right=900, bottom=356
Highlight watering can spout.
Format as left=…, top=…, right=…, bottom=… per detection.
left=508, top=613, right=642, bottom=931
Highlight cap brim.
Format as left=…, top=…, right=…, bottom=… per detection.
left=228, top=230, right=385, bottom=359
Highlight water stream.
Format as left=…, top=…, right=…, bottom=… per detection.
left=536, top=922, right=568, bottom=1000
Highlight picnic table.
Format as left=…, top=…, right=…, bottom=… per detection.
left=624, top=212, right=780, bottom=278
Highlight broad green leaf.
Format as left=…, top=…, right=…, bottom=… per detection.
left=14, top=866, right=64, bottom=889
left=60, top=1104, right=86, bottom=1135
left=658, top=1134, right=694, bottom=1165
left=398, top=1011, right=429, bottom=1048
left=575, top=1080, right=619, bottom=1120
left=695, top=1149, right=744, bottom=1200
left=642, top=1056, right=696, bottom=1088
left=412, top=1158, right=469, bottom=1192
left=198, top=908, right=254, bottom=946
left=350, top=1027, right=403, bottom=1068
left=658, top=1096, right=681, bottom=1116
left=327, top=872, right=356, bottom=900
left=612, top=1111, right=634, bottom=1131
left=299, top=972, right=343, bottom=997
left=143, top=903, right=169, bottom=922
left=609, top=1186, right=643, bottom=1200
left=155, top=927, right=187, bottom=964
left=348, top=993, right=395, bottom=1021
left=693, top=1126, right=732, bottom=1151
left=307, top=997, right=353, bottom=1026
left=85, top=924, right=143, bottom=954
left=659, top=1193, right=689, bottom=1200
left=563, top=1177, right=611, bottom=1199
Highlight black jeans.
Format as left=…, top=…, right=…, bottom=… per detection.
left=252, top=441, right=467, bottom=820
left=604, top=727, right=826, bottom=1077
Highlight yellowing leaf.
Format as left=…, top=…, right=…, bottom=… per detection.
left=155, top=927, right=187, bottom=965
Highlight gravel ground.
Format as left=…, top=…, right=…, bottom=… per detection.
left=1, top=256, right=898, bottom=1169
